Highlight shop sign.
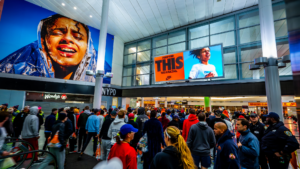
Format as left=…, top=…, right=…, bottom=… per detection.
left=102, top=88, right=122, bottom=97
left=159, top=101, right=165, bottom=104
left=45, top=94, right=62, bottom=100
left=175, top=101, right=182, bottom=105
left=144, top=101, right=155, bottom=104
left=248, top=102, right=297, bottom=107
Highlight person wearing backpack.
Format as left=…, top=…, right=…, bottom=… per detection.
left=187, top=112, right=216, bottom=169
left=38, top=113, right=67, bottom=169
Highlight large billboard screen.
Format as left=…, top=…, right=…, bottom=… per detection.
left=154, top=44, right=224, bottom=82
left=0, top=0, right=114, bottom=83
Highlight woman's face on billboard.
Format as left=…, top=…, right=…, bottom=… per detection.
left=198, top=47, right=210, bottom=62
left=43, top=17, right=88, bottom=67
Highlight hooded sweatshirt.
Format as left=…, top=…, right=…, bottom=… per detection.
left=158, top=116, right=170, bottom=131
left=21, top=106, right=39, bottom=139
left=107, top=118, right=126, bottom=145
left=85, top=114, right=100, bottom=134
left=77, top=110, right=92, bottom=129
left=150, top=146, right=183, bottom=169
left=136, top=108, right=149, bottom=133
left=182, top=114, right=199, bottom=141
left=187, top=122, right=216, bottom=156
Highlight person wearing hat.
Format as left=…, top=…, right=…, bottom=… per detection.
left=1, top=103, right=8, bottom=112
left=249, top=112, right=268, bottom=169
left=11, top=105, right=20, bottom=122
left=38, top=106, right=44, bottom=118
left=38, top=113, right=67, bottom=169
left=167, top=114, right=180, bottom=129
left=261, top=112, right=299, bottom=169
left=107, top=124, right=138, bottom=169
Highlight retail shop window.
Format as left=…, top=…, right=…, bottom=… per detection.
left=134, top=74, right=150, bottom=86
left=124, top=43, right=137, bottom=55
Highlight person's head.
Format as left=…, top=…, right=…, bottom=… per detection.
left=41, top=14, right=89, bottom=68
left=150, top=110, right=157, bottom=118
left=103, top=108, right=107, bottom=112
left=214, top=122, right=228, bottom=137
left=167, top=110, right=171, bottom=115
left=128, top=113, right=135, bottom=120
left=147, top=110, right=151, bottom=116
left=236, top=118, right=249, bottom=132
left=92, top=109, right=99, bottom=115
left=164, top=126, right=195, bottom=169
left=250, top=113, right=259, bottom=123
left=189, top=109, right=196, bottom=114
left=133, top=110, right=137, bottom=115
left=70, top=107, right=74, bottom=112
left=7, top=108, right=14, bottom=114
left=173, top=115, right=179, bottom=122
left=118, top=110, right=126, bottom=119
left=52, top=108, right=58, bottom=114
left=190, top=47, right=211, bottom=64
left=84, top=106, right=89, bottom=110
left=100, top=109, right=104, bottom=115
left=64, top=107, right=70, bottom=112
left=13, top=105, right=19, bottom=111
left=111, top=111, right=117, bottom=118
left=58, top=113, right=68, bottom=122
left=264, top=112, right=280, bottom=124
left=116, top=124, right=138, bottom=144
left=215, top=110, right=222, bottom=118
left=74, top=108, right=79, bottom=114
left=23, top=106, right=30, bottom=113
left=0, top=111, right=9, bottom=126
left=198, top=112, right=206, bottom=122
left=1, top=103, right=8, bottom=109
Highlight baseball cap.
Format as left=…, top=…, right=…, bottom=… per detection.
left=215, top=110, right=222, bottom=116
left=111, top=111, right=117, bottom=115
left=120, top=124, right=138, bottom=135
left=250, top=113, right=258, bottom=117
left=263, top=112, right=279, bottom=119
left=128, top=113, right=134, bottom=119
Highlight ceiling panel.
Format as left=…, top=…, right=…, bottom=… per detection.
left=25, top=0, right=258, bottom=43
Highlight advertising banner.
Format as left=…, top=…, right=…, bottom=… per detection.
left=0, top=0, right=4, bottom=20
left=0, top=0, right=114, bottom=83
left=154, top=44, right=224, bottom=82
left=248, top=102, right=297, bottom=107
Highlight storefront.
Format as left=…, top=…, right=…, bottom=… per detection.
left=248, top=102, right=297, bottom=115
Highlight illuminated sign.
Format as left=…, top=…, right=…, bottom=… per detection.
left=44, top=94, right=61, bottom=100
left=61, top=94, right=67, bottom=100
left=248, top=102, right=296, bottom=107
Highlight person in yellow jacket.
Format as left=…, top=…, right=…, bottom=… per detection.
left=12, top=105, right=20, bottom=122
left=38, top=106, right=44, bottom=118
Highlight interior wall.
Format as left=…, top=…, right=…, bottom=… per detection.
left=0, top=89, right=26, bottom=110
left=111, top=35, right=124, bottom=86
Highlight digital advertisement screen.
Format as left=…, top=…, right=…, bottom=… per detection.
left=154, top=44, right=224, bottom=82
left=0, top=0, right=114, bottom=83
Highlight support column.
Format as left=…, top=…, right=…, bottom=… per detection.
left=259, top=0, right=283, bottom=120
left=164, top=97, right=167, bottom=108
left=141, top=97, right=144, bottom=107
left=93, top=0, right=110, bottom=109
left=204, top=97, right=211, bottom=112
left=154, top=98, right=159, bottom=107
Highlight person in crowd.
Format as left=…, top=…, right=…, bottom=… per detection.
left=261, top=112, right=299, bottom=169
left=11, top=105, right=20, bottom=122
left=158, top=112, right=170, bottom=131
left=182, top=109, right=199, bottom=141
left=146, top=110, right=151, bottom=119
left=127, top=113, right=139, bottom=149
left=136, top=107, right=149, bottom=141
left=221, top=114, right=233, bottom=133
left=80, top=106, right=89, bottom=114
left=143, top=110, right=166, bottom=169
left=38, top=106, right=44, bottom=118
left=127, top=107, right=132, bottom=115
left=13, top=106, right=30, bottom=138
left=21, top=106, right=40, bottom=161
left=249, top=112, right=268, bottom=169
left=38, top=113, right=67, bottom=169
left=4, top=108, right=14, bottom=136
left=115, top=109, right=129, bottom=123
left=107, top=124, right=138, bottom=169
left=108, top=110, right=126, bottom=147
left=150, top=126, right=195, bottom=169
left=213, top=122, right=239, bottom=169
left=0, top=111, right=10, bottom=162
left=97, top=109, right=105, bottom=132
left=133, top=110, right=138, bottom=121
left=187, top=113, right=215, bottom=169
left=79, top=108, right=100, bottom=157
left=67, top=107, right=76, bottom=133
left=43, top=108, right=58, bottom=151
left=185, top=110, right=190, bottom=120
left=99, top=110, right=116, bottom=160
left=62, top=109, right=73, bottom=147
left=167, top=114, right=180, bottom=129
left=178, top=113, right=185, bottom=130
left=208, top=110, right=227, bottom=130
left=0, top=104, right=8, bottom=112
left=236, top=118, right=260, bottom=169
left=36, top=109, right=44, bottom=132
left=166, top=110, right=172, bottom=121
left=77, top=106, right=92, bottom=153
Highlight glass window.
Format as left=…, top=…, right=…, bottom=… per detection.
left=153, top=35, right=167, bottom=48
left=239, top=26, right=261, bottom=44
left=210, top=17, right=235, bottom=35
left=168, top=42, right=186, bottom=54
left=276, top=41, right=290, bottom=58
left=240, top=62, right=254, bottom=79
left=124, top=54, right=136, bottom=65
left=238, top=10, right=259, bottom=28
left=273, top=3, right=286, bottom=20
left=189, top=25, right=209, bottom=39
left=136, top=64, right=150, bottom=75
left=279, top=62, right=292, bottom=76
left=135, top=75, right=150, bottom=86
left=123, top=66, right=135, bottom=76
left=122, top=76, right=132, bottom=86
left=138, top=40, right=151, bottom=51
left=189, top=37, right=209, bottom=50
left=223, top=48, right=237, bottom=64
left=210, top=31, right=235, bottom=47
left=151, top=74, right=165, bottom=84
left=212, top=64, right=238, bottom=80
left=168, top=30, right=186, bottom=44
left=274, top=20, right=288, bottom=38
left=240, top=45, right=262, bottom=62
left=137, top=50, right=151, bottom=63
left=124, top=43, right=137, bottom=55
left=152, top=47, right=167, bottom=57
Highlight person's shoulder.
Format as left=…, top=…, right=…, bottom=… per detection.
left=208, top=63, right=216, bottom=67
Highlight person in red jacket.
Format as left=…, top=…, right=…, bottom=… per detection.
left=108, top=124, right=138, bottom=169
left=182, top=109, right=199, bottom=141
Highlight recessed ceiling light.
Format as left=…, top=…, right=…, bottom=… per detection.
left=74, top=7, right=77, bottom=10
left=90, top=15, right=92, bottom=18
left=62, top=3, right=65, bottom=6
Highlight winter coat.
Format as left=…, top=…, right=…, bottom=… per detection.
left=64, top=119, right=73, bottom=139
left=238, top=129, right=260, bottom=169
left=67, top=110, right=76, bottom=132
left=182, top=114, right=199, bottom=141
left=167, top=120, right=180, bottom=129
left=249, top=121, right=265, bottom=142
left=108, top=118, right=126, bottom=145
left=99, top=117, right=114, bottom=140
left=21, top=106, right=39, bottom=139
left=214, top=130, right=240, bottom=169
left=150, top=146, right=183, bottom=169
left=158, top=116, right=170, bottom=131
left=51, top=120, right=66, bottom=151
left=44, top=113, right=57, bottom=132
left=85, top=115, right=100, bottom=134
left=13, top=111, right=29, bottom=134
left=77, top=110, right=91, bottom=129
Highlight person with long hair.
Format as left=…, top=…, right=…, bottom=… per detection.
left=150, top=126, right=195, bottom=169
left=107, top=124, right=138, bottom=169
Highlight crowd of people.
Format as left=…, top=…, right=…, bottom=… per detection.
left=0, top=103, right=299, bottom=169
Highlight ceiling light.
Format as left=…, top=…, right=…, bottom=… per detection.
left=74, top=7, right=77, bottom=10
left=62, top=3, right=65, bottom=6
left=90, top=15, right=92, bottom=18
